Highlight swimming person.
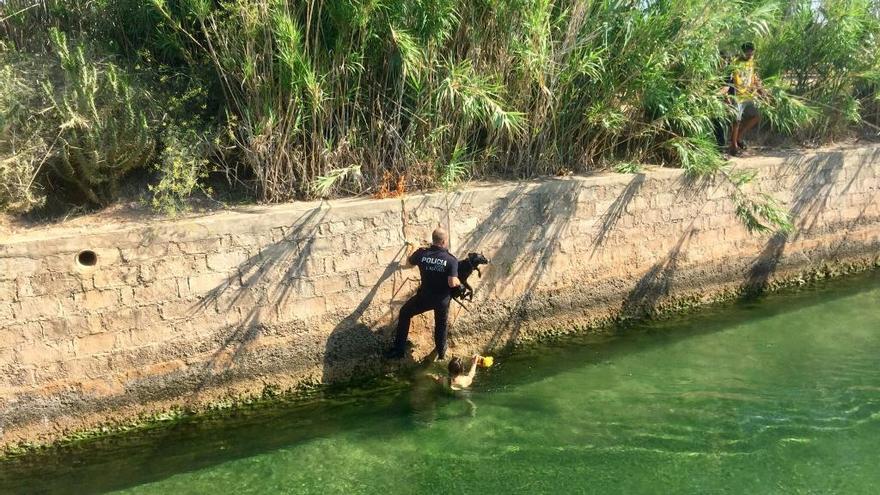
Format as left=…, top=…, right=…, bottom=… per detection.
left=430, top=355, right=482, bottom=390
left=386, top=228, right=460, bottom=361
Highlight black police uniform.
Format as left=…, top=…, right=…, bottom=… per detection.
left=390, top=245, right=459, bottom=359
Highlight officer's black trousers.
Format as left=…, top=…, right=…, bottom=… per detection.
left=393, top=293, right=450, bottom=358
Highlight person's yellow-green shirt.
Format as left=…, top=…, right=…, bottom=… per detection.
left=730, top=58, right=758, bottom=100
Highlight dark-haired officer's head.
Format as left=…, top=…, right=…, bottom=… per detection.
left=741, top=42, right=755, bottom=60
left=448, top=357, right=464, bottom=377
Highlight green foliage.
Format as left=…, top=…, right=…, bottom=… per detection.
left=725, top=166, right=793, bottom=234
left=436, top=145, right=472, bottom=191
left=43, top=29, right=156, bottom=206
left=2, top=0, right=879, bottom=217
left=760, top=78, right=819, bottom=135
left=0, top=51, right=49, bottom=212
left=149, top=126, right=209, bottom=215
left=312, top=165, right=363, bottom=198
left=758, top=0, right=880, bottom=140
left=614, top=162, right=645, bottom=174
left=667, top=137, right=725, bottom=177
left=735, top=194, right=794, bottom=234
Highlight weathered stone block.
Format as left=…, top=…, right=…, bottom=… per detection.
left=151, top=255, right=208, bottom=280
left=0, top=257, right=39, bottom=280
left=188, top=272, right=237, bottom=296
left=15, top=295, right=64, bottom=320
left=92, top=267, right=140, bottom=289
left=333, top=253, right=373, bottom=273
left=132, top=279, right=180, bottom=305
left=0, top=302, right=13, bottom=322
left=75, top=331, right=120, bottom=356
left=73, top=289, right=120, bottom=312
left=177, top=238, right=222, bottom=255
left=207, top=251, right=250, bottom=273
left=108, top=306, right=162, bottom=332
left=120, top=243, right=181, bottom=263
left=312, top=275, right=350, bottom=295
left=1, top=321, right=43, bottom=346
left=130, top=324, right=179, bottom=347
left=276, top=296, right=327, bottom=321
left=16, top=339, right=74, bottom=365
left=0, top=280, right=18, bottom=302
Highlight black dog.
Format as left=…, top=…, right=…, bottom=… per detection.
left=452, top=253, right=490, bottom=302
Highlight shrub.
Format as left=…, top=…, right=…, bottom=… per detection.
left=149, top=125, right=210, bottom=215
left=2, top=0, right=879, bottom=220
left=42, top=29, right=156, bottom=206
left=0, top=49, right=49, bottom=212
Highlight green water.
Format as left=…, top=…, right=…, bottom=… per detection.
left=3, top=272, right=880, bottom=495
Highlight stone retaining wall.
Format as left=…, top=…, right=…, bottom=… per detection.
left=2, top=145, right=879, bottom=446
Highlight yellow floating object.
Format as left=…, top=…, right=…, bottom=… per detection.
left=480, top=356, right=494, bottom=368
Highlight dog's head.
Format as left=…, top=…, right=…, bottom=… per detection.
left=467, top=252, right=490, bottom=266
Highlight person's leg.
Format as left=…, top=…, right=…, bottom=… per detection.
left=432, top=297, right=451, bottom=359
left=713, top=118, right=726, bottom=148
left=729, top=121, right=741, bottom=154
left=729, top=103, right=744, bottom=154
left=391, top=295, right=430, bottom=357
left=737, top=101, right=760, bottom=149
left=739, top=114, right=760, bottom=139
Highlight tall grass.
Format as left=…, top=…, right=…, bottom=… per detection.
left=1, top=0, right=878, bottom=213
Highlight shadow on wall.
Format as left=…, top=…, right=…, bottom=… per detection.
left=457, top=179, right=581, bottom=351
left=592, top=173, right=645, bottom=253
left=600, top=172, right=711, bottom=320
left=619, top=227, right=697, bottom=321
left=182, top=203, right=419, bottom=390
left=187, top=207, right=330, bottom=393
left=454, top=170, right=714, bottom=351
left=321, top=249, right=407, bottom=383
left=742, top=147, right=880, bottom=296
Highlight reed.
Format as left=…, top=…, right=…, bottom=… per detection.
left=1, top=0, right=878, bottom=218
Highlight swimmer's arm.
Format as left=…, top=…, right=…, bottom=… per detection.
left=450, top=358, right=480, bottom=390
left=466, top=355, right=479, bottom=379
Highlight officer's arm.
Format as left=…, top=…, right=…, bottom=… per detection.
left=447, top=257, right=460, bottom=288
left=405, top=246, right=422, bottom=267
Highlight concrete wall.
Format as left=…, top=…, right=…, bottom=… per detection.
left=2, top=145, right=879, bottom=445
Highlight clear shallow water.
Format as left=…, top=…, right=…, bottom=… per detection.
left=3, top=271, right=880, bottom=495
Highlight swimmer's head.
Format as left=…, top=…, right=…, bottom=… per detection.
left=448, top=357, right=464, bottom=377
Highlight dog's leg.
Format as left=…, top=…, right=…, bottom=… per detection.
left=463, top=281, right=474, bottom=301
left=475, top=267, right=482, bottom=278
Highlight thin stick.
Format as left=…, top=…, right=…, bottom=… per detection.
left=0, top=2, right=39, bottom=23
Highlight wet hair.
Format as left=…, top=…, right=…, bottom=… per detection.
left=448, top=357, right=464, bottom=377
left=432, top=228, right=448, bottom=246
left=741, top=42, right=755, bottom=52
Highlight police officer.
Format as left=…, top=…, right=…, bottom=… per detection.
left=386, top=228, right=460, bottom=360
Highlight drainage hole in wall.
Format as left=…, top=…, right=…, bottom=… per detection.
left=77, top=250, right=98, bottom=267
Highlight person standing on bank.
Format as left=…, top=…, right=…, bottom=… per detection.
left=727, top=41, right=768, bottom=157
left=387, top=228, right=460, bottom=361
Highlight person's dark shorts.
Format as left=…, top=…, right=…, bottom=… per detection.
left=735, top=100, right=759, bottom=122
